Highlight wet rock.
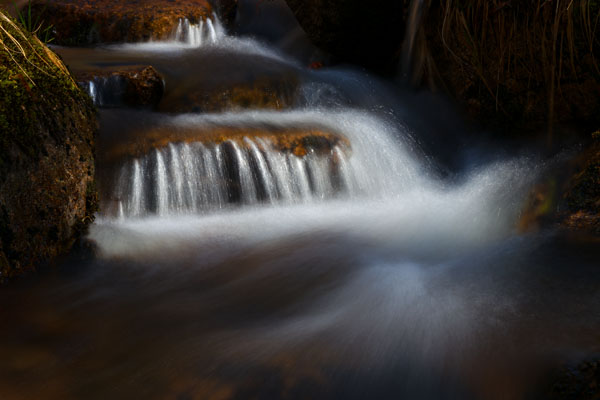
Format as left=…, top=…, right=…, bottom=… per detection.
left=213, top=0, right=238, bottom=28
left=75, top=65, right=164, bottom=108
left=159, top=77, right=297, bottom=113
left=562, top=135, right=600, bottom=234
left=102, top=125, right=349, bottom=163
left=283, top=0, right=407, bottom=75
left=0, top=12, right=97, bottom=282
left=540, top=357, right=600, bottom=400
left=519, top=132, right=600, bottom=235
left=27, top=0, right=213, bottom=45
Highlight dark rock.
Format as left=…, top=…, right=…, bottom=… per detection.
left=76, top=65, right=165, bottom=109
left=27, top=0, right=213, bottom=45
left=0, top=12, right=97, bottom=282
left=518, top=132, right=600, bottom=235
left=562, top=135, right=600, bottom=234
left=212, top=0, right=238, bottom=28
left=159, top=76, right=297, bottom=113
left=283, top=0, right=407, bottom=75
left=540, top=357, right=600, bottom=400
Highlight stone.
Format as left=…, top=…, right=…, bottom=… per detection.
left=101, top=125, right=350, bottom=163
left=283, top=0, right=407, bottom=75
left=75, top=65, right=165, bottom=109
left=159, top=76, right=297, bottom=113
left=0, top=11, right=97, bottom=282
left=562, top=138, right=600, bottom=234
left=27, top=0, right=213, bottom=45
left=519, top=133, right=600, bottom=235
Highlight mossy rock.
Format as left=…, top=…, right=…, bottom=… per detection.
left=27, top=0, right=213, bottom=46
left=0, top=11, right=97, bottom=282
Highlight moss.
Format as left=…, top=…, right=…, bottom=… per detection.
left=0, top=16, right=95, bottom=173
left=0, top=11, right=97, bottom=282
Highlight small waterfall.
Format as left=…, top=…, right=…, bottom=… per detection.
left=170, top=15, right=225, bottom=46
left=105, top=137, right=353, bottom=218
left=81, top=76, right=128, bottom=107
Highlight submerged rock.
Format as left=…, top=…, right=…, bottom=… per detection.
left=159, top=76, right=298, bottom=113
left=0, top=12, right=97, bottom=282
left=76, top=65, right=165, bottom=109
left=27, top=0, right=213, bottom=45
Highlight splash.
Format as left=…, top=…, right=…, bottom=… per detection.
left=99, top=110, right=426, bottom=219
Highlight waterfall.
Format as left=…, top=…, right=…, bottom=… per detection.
left=82, top=76, right=128, bottom=107
left=170, top=15, right=225, bottom=47
left=99, top=109, right=425, bottom=220
left=105, top=136, right=355, bottom=218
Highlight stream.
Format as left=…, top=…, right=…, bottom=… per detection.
left=1, top=1, right=599, bottom=399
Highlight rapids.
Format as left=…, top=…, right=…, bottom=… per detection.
left=0, top=1, right=599, bottom=399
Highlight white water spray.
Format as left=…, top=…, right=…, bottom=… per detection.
left=171, top=15, right=225, bottom=47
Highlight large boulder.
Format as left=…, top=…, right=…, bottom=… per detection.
left=0, top=12, right=97, bottom=282
left=27, top=0, right=213, bottom=45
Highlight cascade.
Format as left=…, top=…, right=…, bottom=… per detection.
left=106, top=136, right=354, bottom=218
left=171, top=15, right=225, bottom=46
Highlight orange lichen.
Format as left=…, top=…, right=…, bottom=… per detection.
left=102, top=126, right=350, bottom=162
left=160, top=77, right=298, bottom=113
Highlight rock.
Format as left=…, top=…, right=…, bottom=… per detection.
left=283, top=0, right=407, bottom=74
left=540, top=357, right=600, bottom=400
left=27, top=0, right=213, bottom=45
left=101, top=125, right=349, bottom=162
left=0, top=12, right=97, bottom=282
left=159, top=76, right=297, bottom=113
left=75, top=65, right=164, bottom=108
left=213, top=0, right=238, bottom=28
left=562, top=136, right=600, bottom=234
left=519, top=132, right=600, bottom=235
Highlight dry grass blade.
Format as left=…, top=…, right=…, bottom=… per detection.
left=0, top=9, right=71, bottom=85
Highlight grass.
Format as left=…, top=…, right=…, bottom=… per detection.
left=13, top=0, right=54, bottom=43
left=423, top=0, right=600, bottom=138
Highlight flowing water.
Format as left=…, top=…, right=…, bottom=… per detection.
left=1, top=2, right=599, bottom=399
